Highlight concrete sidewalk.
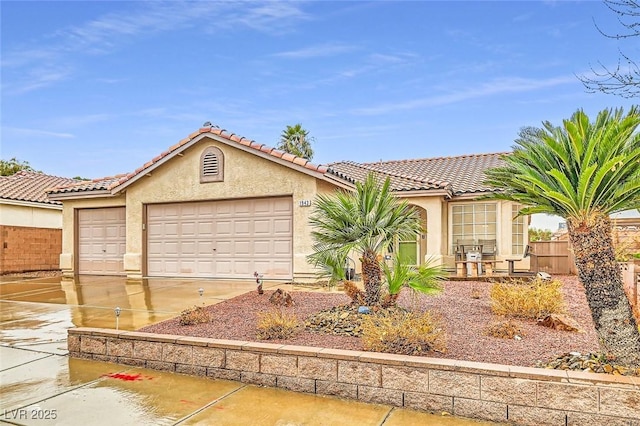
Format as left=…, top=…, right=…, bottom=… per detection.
left=0, top=276, right=492, bottom=425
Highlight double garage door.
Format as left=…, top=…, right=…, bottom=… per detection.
left=146, top=197, right=293, bottom=279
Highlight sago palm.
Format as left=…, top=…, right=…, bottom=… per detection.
left=308, top=173, right=421, bottom=306
left=484, top=107, right=640, bottom=366
left=277, top=124, right=314, bottom=160
left=381, top=253, right=444, bottom=307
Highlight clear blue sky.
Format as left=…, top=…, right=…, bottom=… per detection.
left=1, top=2, right=637, bottom=203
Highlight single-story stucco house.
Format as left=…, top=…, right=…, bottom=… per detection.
left=0, top=171, right=79, bottom=274
left=47, top=125, right=529, bottom=281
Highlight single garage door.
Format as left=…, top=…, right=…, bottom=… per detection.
left=146, top=197, right=293, bottom=279
left=78, top=207, right=126, bottom=275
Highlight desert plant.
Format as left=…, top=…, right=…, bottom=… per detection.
left=361, top=310, right=445, bottom=355
left=179, top=305, right=211, bottom=326
left=256, top=308, right=300, bottom=340
left=485, top=319, right=526, bottom=339
left=490, top=278, right=565, bottom=319
left=308, top=173, right=422, bottom=306
left=484, top=107, right=640, bottom=366
left=381, top=253, right=444, bottom=307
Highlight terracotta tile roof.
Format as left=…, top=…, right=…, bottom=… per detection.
left=47, top=124, right=507, bottom=198
left=0, top=171, right=81, bottom=205
left=325, top=161, right=450, bottom=192
left=328, top=152, right=506, bottom=195
left=49, top=126, right=329, bottom=195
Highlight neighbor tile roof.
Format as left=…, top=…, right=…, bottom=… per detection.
left=0, top=171, right=81, bottom=205
left=49, top=126, right=329, bottom=195
left=327, top=152, right=506, bottom=195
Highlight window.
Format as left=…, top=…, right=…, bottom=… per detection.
left=451, top=203, right=496, bottom=254
left=512, top=204, right=525, bottom=255
left=200, top=146, right=224, bottom=183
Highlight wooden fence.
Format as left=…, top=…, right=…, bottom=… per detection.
left=529, top=241, right=577, bottom=275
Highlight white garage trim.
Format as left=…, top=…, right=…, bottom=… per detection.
left=146, top=197, right=293, bottom=279
left=77, top=207, right=126, bottom=275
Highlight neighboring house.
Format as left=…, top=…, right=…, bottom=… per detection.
left=0, top=171, right=79, bottom=274
left=48, top=125, right=529, bottom=281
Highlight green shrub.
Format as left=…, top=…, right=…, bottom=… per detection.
left=179, top=305, right=211, bottom=326
left=256, top=309, right=300, bottom=340
left=361, top=310, right=445, bottom=355
left=490, top=278, right=565, bottom=319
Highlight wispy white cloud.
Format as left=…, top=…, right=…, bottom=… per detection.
left=273, top=43, right=356, bottom=59
left=50, top=113, right=112, bottom=128
left=3, top=127, right=75, bottom=139
left=4, top=66, right=73, bottom=94
left=351, top=75, right=576, bottom=115
left=2, top=1, right=308, bottom=92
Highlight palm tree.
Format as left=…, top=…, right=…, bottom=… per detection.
left=277, top=124, right=314, bottom=160
left=308, top=173, right=421, bottom=306
left=484, top=107, right=640, bottom=366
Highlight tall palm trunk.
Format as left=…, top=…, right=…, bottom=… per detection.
left=361, top=249, right=382, bottom=306
left=568, top=214, right=640, bottom=367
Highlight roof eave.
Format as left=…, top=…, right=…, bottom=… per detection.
left=0, top=198, right=63, bottom=210
left=47, top=190, right=113, bottom=201
left=450, top=190, right=497, bottom=200
left=392, top=188, right=452, bottom=198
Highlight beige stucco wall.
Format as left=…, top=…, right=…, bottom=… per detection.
left=0, top=203, right=62, bottom=229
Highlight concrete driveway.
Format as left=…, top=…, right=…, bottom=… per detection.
left=0, top=275, right=492, bottom=425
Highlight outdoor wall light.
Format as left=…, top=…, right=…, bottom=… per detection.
left=114, top=306, right=121, bottom=330
left=198, top=287, right=204, bottom=297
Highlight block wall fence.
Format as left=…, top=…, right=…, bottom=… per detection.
left=68, top=328, right=640, bottom=426
left=0, top=225, right=61, bottom=274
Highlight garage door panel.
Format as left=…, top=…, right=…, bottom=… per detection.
left=274, top=218, right=291, bottom=234
left=233, top=201, right=251, bottom=215
left=233, top=261, right=251, bottom=275
left=253, top=219, right=271, bottom=235
left=147, top=197, right=292, bottom=279
left=197, top=241, right=213, bottom=255
left=234, top=241, right=251, bottom=255
left=254, top=240, right=271, bottom=256
left=181, top=222, right=196, bottom=237
left=234, top=220, right=251, bottom=235
left=273, top=199, right=292, bottom=214
left=78, top=207, right=125, bottom=275
left=273, top=240, right=292, bottom=255
left=215, top=260, right=232, bottom=274
left=216, top=221, right=232, bottom=235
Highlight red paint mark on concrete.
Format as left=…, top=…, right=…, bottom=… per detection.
left=103, top=373, right=144, bottom=381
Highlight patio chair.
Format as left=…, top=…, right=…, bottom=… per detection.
left=478, top=239, right=497, bottom=261
left=455, top=239, right=476, bottom=261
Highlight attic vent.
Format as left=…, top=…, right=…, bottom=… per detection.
left=200, top=146, right=224, bottom=183
left=203, top=153, right=219, bottom=175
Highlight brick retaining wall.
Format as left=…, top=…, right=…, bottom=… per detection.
left=0, top=225, right=61, bottom=273
left=68, top=328, right=640, bottom=426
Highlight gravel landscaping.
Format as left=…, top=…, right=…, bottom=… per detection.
left=139, top=275, right=607, bottom=368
